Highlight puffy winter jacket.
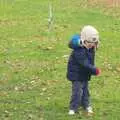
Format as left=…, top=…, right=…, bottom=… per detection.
left=67, top=35, right=97, bottom=81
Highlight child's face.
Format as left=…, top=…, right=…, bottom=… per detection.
left=84, top=41, right=96, bottom=49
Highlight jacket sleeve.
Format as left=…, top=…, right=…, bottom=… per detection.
left=74, top=49, right=97, bottom=75
left=90, top=47, right=95, bottom=65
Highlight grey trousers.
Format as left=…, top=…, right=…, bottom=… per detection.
left=69, top=80, right=90, bottom=112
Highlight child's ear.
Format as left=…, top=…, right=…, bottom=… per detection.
left=95, top=42, right=99, bottom=49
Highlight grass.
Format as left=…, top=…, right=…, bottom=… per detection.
left=0, top=0, right=120, bottom=119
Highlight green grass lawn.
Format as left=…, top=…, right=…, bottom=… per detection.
left=0, top=0, right=120, bottom=119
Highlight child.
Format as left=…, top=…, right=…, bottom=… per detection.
left=67, top=25, right=101, bottom=115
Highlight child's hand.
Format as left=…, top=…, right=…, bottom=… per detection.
left=96, top=68, right=101, bottom=76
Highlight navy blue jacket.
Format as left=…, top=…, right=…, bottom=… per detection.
left=67, top=36, right=97, bottom=81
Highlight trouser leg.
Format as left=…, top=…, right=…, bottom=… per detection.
left=69, top=81, right=83, bottom=112
left=81, top=81, right=91, bottom=109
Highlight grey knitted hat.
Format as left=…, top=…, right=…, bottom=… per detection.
left=81, top=25, right=99, bottom=43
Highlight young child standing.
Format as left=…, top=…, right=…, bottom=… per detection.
left=67, top=25, right=101, bottom=115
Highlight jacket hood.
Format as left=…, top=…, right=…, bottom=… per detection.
left=68, top=34, right=83, bottom=49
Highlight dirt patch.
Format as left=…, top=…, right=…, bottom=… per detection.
left=106, top=0, right=120, bottom=7
left=88, top=0, right=120, bottom=7
left=87, top=0, right=120, bottom=17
